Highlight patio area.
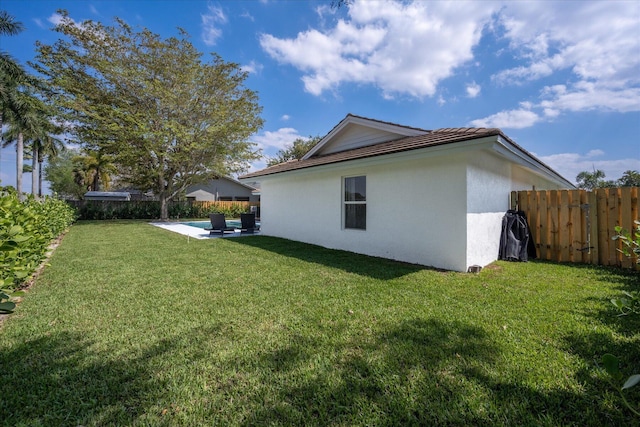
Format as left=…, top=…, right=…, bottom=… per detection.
left=150, top=222, right=260, bottom=239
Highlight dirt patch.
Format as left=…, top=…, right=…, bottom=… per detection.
left=481, top=262, right=503, bottom=272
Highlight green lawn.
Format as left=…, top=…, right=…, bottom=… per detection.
left=1, top=220, right=638, bottom=426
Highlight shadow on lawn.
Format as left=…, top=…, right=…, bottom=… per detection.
left=227, top=236, right=428, bottom=280
left=238, top=317, right=628, bottom=426
left=0, top=331, right=177, bottom=425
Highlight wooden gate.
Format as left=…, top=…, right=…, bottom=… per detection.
left=510, top=188, right=638, bottom=268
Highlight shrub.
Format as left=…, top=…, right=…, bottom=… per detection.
left=0, top=187, right=76, bottom=291
left=601, top=222, right=640, bottom=417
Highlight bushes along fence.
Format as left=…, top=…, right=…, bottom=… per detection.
left=69, top=200, right=259, bottom=220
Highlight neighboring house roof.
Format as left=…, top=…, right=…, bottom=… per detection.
left=188, top=175, right=257, bottom=191
left=240, top=114, right=574, bottom=188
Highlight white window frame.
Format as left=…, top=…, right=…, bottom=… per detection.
left=343, top=175, right=366, bottom=230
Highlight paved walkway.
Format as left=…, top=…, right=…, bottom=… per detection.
left=149, top=222, right=260, bottom=240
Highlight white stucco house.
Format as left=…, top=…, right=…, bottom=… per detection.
left=185, top=176, right=259, bottom=202
left=239, top=114, right=573, bottom=272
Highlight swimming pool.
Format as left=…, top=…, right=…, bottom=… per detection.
left=181, top=219, right=258, bottom=229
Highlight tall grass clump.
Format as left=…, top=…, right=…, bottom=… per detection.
left=0, top=187, right=76, bottom=295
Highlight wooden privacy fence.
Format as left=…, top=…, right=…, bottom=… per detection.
left=191, top=200, right=259, bottom=211
left=510, top=187, right=638, bottom=269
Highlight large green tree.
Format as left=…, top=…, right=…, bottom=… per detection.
left=617, top=170, right=640, bottom=187
left=267, top=136, right=322, bottom=167
left=576, top=169, right=640, bottom=190
left=44, top=147, right=85, bottom=199
left=34, top=11, right=263, bottom=219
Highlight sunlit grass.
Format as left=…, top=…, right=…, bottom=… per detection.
left=0, top=220, right=638, bottom=426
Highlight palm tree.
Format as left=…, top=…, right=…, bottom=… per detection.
left=0, top=10, right=27, bottom=133
left=35, top=134, right=64, bottom=197
left=2, top=90, right=54, bottom=198
left=0, top=10, right=28, bottom=193
left=73, top=149, right=117, bottom=193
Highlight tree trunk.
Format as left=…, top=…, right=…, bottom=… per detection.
left=38, top=153, right=44, bottom=198
left=32, top=144, right=39, bottom=198
left=16, top=133, right=23, bottom=200
left=160, top=192, right=169, bottom=221
left=92, top=167, right=100, bottom=191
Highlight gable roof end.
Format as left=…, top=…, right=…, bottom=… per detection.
left=302, top=113, right=430, bottom=160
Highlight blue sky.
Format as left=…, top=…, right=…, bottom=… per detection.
left=2, top=0, right=639, bottom=192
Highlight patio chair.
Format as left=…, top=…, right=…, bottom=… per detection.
left=240, top=213, right=260, bottom=234
left=205, top=213, right=236, bottom=235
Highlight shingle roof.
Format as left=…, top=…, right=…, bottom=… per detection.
left=240, top=127, right=505, bottom=179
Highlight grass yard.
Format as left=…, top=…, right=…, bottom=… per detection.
left=1, top=220, right=638, bottom=426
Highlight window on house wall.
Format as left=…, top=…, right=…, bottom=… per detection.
left=344, top=176, right=366, bottom=230
left=218, top=196, right=232, bottom=201
left=235, top=197, right=250, bottom=202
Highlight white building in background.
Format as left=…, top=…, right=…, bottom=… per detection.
left=185, top=176, right=259, bottom=202
left=240, top=114, right=573, bottom=272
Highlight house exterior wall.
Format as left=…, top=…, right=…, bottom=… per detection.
left=186, top=179, right=258, bottom=202
left=260, top=152, right=469, bottom=271
left=464, top=151, right=568, bottom=269
left=465, top=151, right=512, bottom=268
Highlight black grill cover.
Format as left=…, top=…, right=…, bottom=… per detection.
left=499, top=210, right=535, bottom=262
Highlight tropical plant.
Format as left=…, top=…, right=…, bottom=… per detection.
left=576, top=169, right=606, bottom=190
left=3, top=89, right=61, bottom=198
left=600, top=221, right=640, bottom=416
left=0, top=10, right=27, bottom=131
left=618, top=170, right=640, bottom=187
left=33, top=11, right=263, bottom=220
left=613, top=220, right=640, bottom=264
left=576, top=169, right=640, bottom=189
left=72, top=149, right=117, bottom=193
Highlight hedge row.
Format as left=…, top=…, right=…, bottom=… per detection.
left=71, top=200, right=251, bottom=220
left=1, top=187, right=76, bottom=291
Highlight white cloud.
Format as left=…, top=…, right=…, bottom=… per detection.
left=260, top=0, right=495, bottom=98
left=536, top=150, right=640, bottom=184
left=201, top=5, right=227, bottom=46
left=251, top=127, right=304, bottom=152
left=540, top=81, right=640, bottom=113
left=466, top=82, right=481, bottom=98
left=241, top=60, right=263, bottom=74
left=494, top=1, right=640, bottom=114
left=259, top=0, right=639, bottom=124
left=470, top=108, right=539, bottom=129
left=47, top=13, right=72, bottom=26
left=281, top=115, right=290, bottom=121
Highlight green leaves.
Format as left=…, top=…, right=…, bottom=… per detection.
left=33, top=12, right=263, bottom=220
left=611, top=291, right=640, bottom=316
left=0, top=186, right=76, bottom=294
left=601, top=353, right=640, bottom=415
left=0, top=291, right=16, bottom=314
